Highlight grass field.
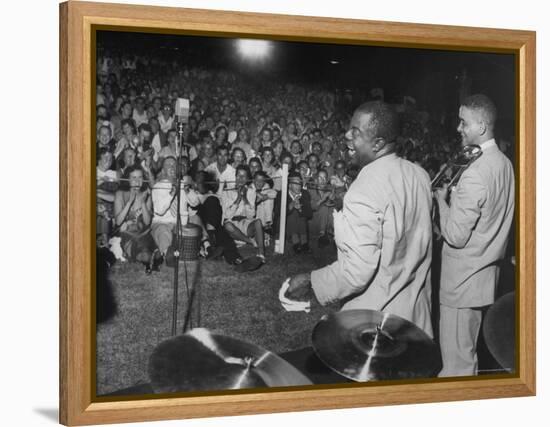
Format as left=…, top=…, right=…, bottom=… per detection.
left=96, top=243, right=338, bottom=395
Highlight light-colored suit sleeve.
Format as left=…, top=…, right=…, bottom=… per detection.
left=311, top=202, right=383, bottom=305
left=438, top=169, right=487, bottom=249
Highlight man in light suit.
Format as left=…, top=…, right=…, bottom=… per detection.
left=435, top=94, right=515, bottom=377
left=286, top=101, right=434, bottom=338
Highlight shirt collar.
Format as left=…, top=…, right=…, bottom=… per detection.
left=479, top=138, right=497, bottom=151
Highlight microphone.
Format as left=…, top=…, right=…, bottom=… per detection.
left=174, top=98, right=190, bottom=158
left=175, top=98, right=190, bottom=123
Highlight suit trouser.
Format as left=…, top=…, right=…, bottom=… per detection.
left=438, top=304, right=483, bottom=377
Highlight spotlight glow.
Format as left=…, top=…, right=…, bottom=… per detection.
left=236, top=39, right=273, bottom=60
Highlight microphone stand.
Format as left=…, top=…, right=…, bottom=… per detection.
left=170, top=119, right=188, bottom=336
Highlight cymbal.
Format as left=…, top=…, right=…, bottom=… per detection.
left=312, top=310, right=441, bottom=382
left=148, top=328, right=312, bottom=393
left=482, top=292, right=516, bottom=372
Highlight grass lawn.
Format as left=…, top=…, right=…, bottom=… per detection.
left=96, top=243, right=338, bottom=395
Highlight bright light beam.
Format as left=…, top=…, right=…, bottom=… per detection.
left=236, top=39, right=273, bottom=61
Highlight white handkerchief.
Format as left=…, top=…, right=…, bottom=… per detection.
left=278, top=278, right=311, bottom=313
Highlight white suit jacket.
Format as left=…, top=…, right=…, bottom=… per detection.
left=311, top=153, right=434, bottom=337
left=438, top=140, right=515, bottom=308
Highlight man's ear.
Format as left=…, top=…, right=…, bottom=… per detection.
left=478, top=120, right=488, bottom=136
left=373, top=137, right=387, bottom=153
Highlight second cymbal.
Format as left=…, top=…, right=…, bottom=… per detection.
left=312, top=310, right=441, bottom=382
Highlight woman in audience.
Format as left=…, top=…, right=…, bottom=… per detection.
left=113, top=165, right=160, bottom=274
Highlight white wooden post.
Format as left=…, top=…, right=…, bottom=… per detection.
left=275, top=163, right=289, bottom=254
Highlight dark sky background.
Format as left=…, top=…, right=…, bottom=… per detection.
left=98, top=30, right=516, bottom=126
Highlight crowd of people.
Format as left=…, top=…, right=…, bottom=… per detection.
left=94, top=50, right=511, bottom=275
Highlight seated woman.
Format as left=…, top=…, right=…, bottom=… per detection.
left=97, top=148, right=118, bottom=245
left=220, top=165, right=266, bottom=262
left=114, top=165, right=160, bottom=274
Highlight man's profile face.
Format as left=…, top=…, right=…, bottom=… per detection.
left=457, top=106, right=481, bottom=147
left=346, top=112, right=377, bottom=167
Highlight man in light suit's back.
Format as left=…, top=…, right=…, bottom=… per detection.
left=435, top=94, right=515, bottom=377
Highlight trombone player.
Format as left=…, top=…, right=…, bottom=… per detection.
left=434, top=94, right=514, bottom=377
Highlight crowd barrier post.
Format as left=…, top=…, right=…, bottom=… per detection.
left=275, top=163, right=289, bottom=254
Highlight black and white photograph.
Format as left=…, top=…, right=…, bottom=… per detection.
left=94, top=29, right=517, bottom=398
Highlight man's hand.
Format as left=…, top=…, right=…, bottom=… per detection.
left=286, top=273, right=312, bottom=301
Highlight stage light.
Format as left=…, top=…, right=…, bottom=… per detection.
left=330, top=60, right=339, bottom=65
left=236, top=39, right=273, bottom=61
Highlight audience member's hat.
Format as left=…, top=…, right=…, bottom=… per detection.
left=288, top=172, right=302, bottom=185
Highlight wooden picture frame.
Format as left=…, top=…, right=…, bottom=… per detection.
left=59, top=1, right=536, bottom=425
